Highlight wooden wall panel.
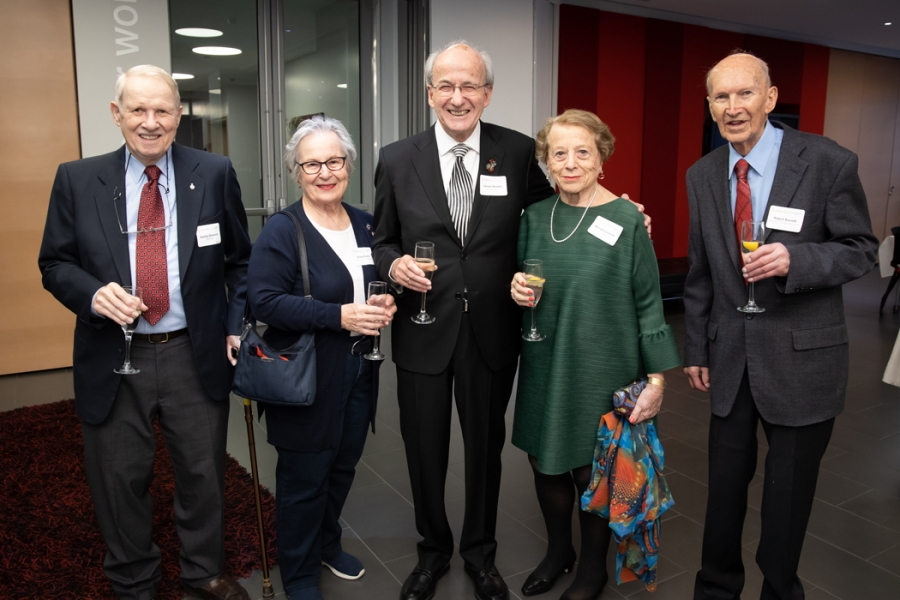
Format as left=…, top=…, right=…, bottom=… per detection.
left=857, top=56, right=900, bottom=240
left=0, top=0, right=80, bottom=374
left=823, top=49, right=865, bottom=154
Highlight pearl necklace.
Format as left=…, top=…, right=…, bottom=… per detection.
left=550, top=185, right=599, bottom=243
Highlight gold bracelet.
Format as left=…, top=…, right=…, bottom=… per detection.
left=647, top=376, right=666, bottom=389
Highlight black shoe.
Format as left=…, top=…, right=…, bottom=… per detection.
left=520, top=552, right=576, bottom=596
left=399, top=563, right=449, bottom=600
left=464, top=564, right=509, bottom=600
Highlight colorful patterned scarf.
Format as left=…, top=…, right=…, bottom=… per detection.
left=581, top=410, right=674, bottom=591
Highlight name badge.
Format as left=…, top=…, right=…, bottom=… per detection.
left=766, top=206, right=805, bottom=233
left=479, top=175, right=508, bottom=196
left=196, top=223, right=221, bottom=247
left=354, top=247, right=375, bottom=266
left=587, top=215, right=623, bottom=246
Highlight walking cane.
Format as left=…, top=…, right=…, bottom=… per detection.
left=243, top=398, right=275, bottom=599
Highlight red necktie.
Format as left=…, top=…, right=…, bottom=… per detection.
left=136, top=165, right=170, bottom=325
left=734, top=159, right=752, bottom=249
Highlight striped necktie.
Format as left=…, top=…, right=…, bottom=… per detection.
left=448, top=144, right=473, bottom=244
left=734, top=159, right=752, bottom=249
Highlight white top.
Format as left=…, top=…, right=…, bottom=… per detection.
left=434, top=121, right=481, bottom=197
left=307, top=220, right=365, bottom=336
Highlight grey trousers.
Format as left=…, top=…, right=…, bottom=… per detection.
left=81, top=335, right=229, bottom=600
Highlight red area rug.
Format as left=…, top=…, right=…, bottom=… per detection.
left=0, top=399, right=277, bottom=599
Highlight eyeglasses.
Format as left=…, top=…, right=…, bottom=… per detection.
left=115, top=153, right=175, bottom=235
left=296, top=157, right=347, bottom=175
left=114, top=186, right=174, bottom=234
left=429, top=83, right=488, bottom=97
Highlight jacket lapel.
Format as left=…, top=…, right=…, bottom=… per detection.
left=95, top=146, right=131, bottom=285
left=762, top=125, right=808, bottom=228
left=173, top=144, right=204, bottom=281
left=412, top=126, right=461, bottom=247
left=464, top=124, right=505, bottom=246
left=707, top=146, right=744, bottom=277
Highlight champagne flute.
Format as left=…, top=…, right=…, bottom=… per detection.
left=364, top=281, right=388, bottom=360
left=114, top=285, right=143, bottom=374
left=522, top=259, right=546, bottom=342
left=737, top=220, right=766, bottom=314
left=411, top=241, right=436, bottom=324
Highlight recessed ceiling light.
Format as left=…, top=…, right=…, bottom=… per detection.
left=337, top=83, right=348, bottom=89
left=193, top=46, right=242, bottom=56
left=176, top=28, right=223, bottom=38
left=172, top=73, right=195, bottom=80
left=209, top=89, right=222, bottom=95
left=886, top=22, right=893, bottom=26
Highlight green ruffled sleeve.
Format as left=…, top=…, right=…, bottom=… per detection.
left=631, top=217, right=681, bottom=374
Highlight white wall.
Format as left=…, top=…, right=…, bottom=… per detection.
left=430, top=0, right=536, bottom=136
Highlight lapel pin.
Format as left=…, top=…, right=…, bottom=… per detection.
left=486, top=158, right=497, bottom=173
left=190, top=183, right=195, bottom=190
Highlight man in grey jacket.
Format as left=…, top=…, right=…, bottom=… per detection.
left=683, top=52, right=877, bottom=600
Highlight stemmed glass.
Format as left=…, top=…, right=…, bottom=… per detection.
left=364, top=281, right=388, bottom=361
left=737, top=220, right=766, bottom=314
left=114, top=285, right=143, bottom=374
left=522, top=259, right=546, bottom=342
left=411, top=241, right=436, bottom=324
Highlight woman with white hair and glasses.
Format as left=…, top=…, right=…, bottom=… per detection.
left=247, top=116, right=396, bottom=600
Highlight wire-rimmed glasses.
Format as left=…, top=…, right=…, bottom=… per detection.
left=113, top=187, right=174, bottom=235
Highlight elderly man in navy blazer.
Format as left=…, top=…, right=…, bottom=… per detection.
left=683, top=52, right=877, bottom=600
left=39, top=65, right=252, bottom=600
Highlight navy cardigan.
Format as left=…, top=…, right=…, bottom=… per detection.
left=247, top=201, right=380, bottom=452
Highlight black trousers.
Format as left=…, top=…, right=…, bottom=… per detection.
left=397, top=313, right=518, bottom=571
left=694, top=368, right=834, bottom=600
left=81, top=336, right=229, bottom=600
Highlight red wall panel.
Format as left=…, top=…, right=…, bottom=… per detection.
left=596, top=12, right=646, bottom=204
left=800, top=44, right=830, bottom=135
left=557, top=7, right=831, bottom=258
left=639, top=19, right=684, bottom=258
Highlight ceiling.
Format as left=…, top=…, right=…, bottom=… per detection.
left=568, top=0, right=900, bottom=59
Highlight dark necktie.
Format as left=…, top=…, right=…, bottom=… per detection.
left=136, top=165, right=170, bottom=325
left=734, top=159, right=752, bottom=249
left=448, top=144, right=473, bottom=244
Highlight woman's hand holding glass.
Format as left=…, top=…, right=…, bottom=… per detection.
left=510, top=273, right=536, bottom=307
left=341, top=298, right=395, bottom=336
left=629, top=374, right=665, bottom=424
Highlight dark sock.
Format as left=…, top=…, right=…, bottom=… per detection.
left=560, top=465, right=611, bottom=600
left=528, top=455, right=577, bottom=581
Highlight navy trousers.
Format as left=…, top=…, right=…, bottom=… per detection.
left=275, top=354, right=373, bottom=597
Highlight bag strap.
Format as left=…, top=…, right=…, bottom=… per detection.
left=283, top=209, right=312, bottom=299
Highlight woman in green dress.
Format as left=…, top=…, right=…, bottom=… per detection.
left=509, top=109, right=681, bottom=600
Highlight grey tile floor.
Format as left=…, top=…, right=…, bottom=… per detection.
left=4, top=268, right=900, bottom=600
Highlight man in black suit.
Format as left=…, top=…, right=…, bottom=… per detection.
left=683, top=53, right=877, bottom=600
left=39, top=65, right=252, bottom=600
left=373, top=40, right=554, bottom=600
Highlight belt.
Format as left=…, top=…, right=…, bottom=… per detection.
left=132, top=328, right=188, bottom=344
left=455, top=290, right=470, bottom=312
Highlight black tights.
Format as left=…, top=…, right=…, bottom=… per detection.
left=529, top=455, right=610, bottom=600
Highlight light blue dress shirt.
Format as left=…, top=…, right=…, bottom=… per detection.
left=124, top=147, right=187, bottom=333
left=728, top=121, right=783, bottom=221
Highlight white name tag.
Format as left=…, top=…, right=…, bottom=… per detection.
left=766, top=206, right=805, bottom=233
left=196, top=223, right=221, bottom=247
left=587, top=215, right=623, bottom=246
left=354, top=247, right=375, bottom=266
left=479, top=175, right=508, bottom=196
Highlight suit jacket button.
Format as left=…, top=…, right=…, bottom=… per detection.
left=745, top=314, right=754, bottom=321
left=461, top=253, right=468, bottom=260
